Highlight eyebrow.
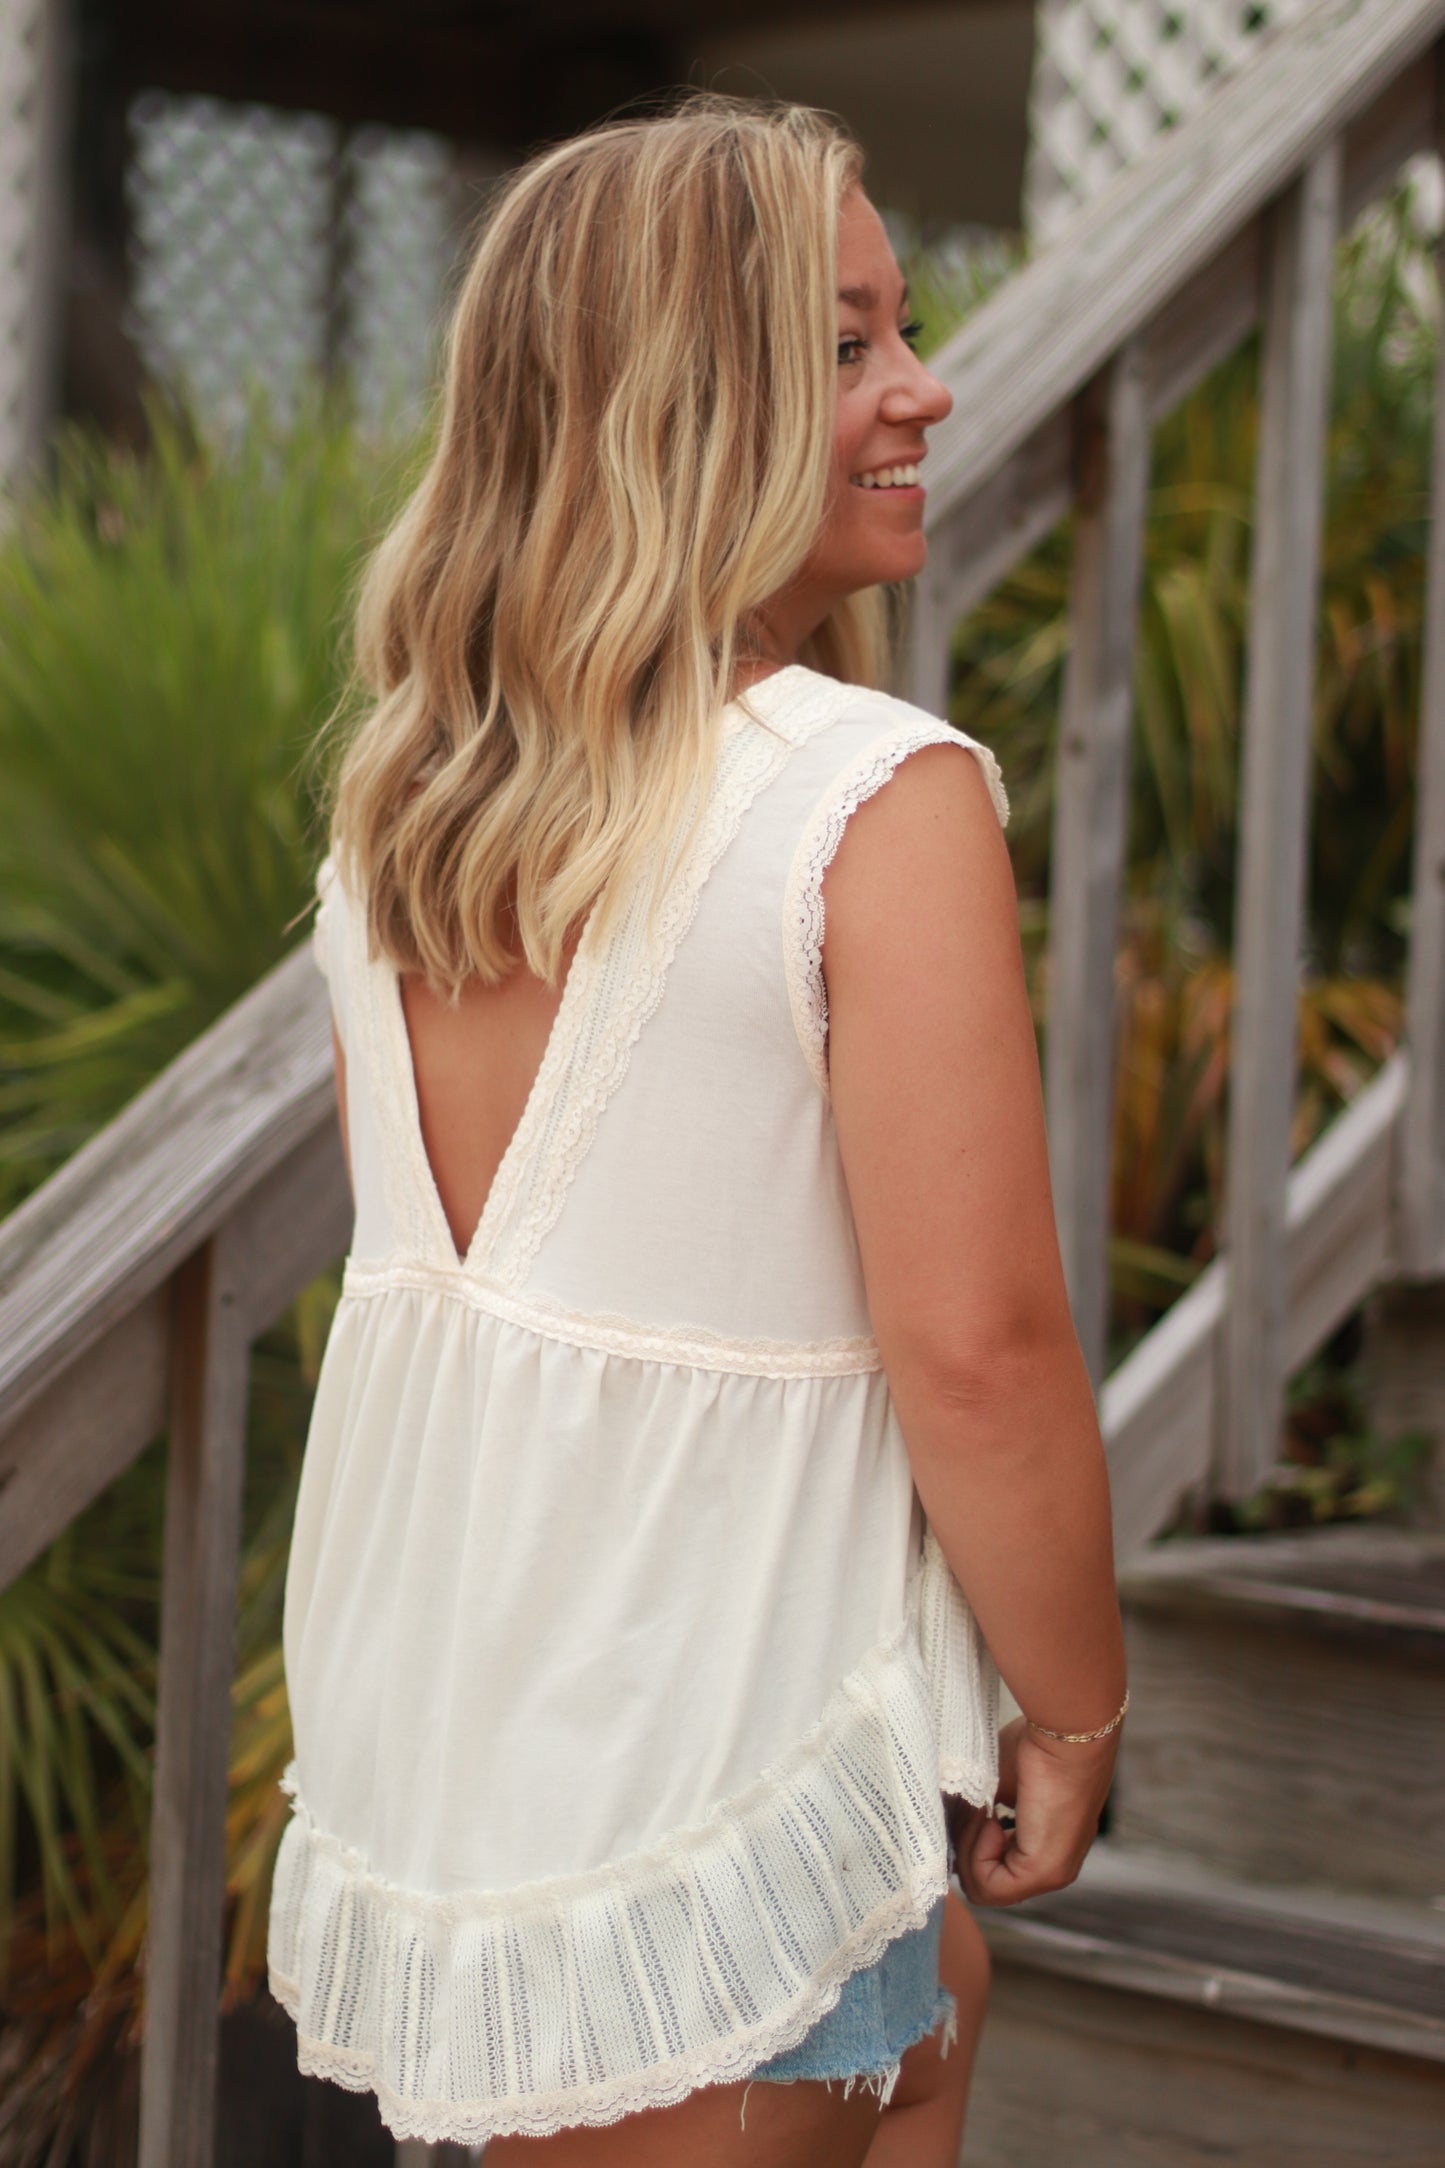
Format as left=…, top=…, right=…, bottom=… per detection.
left=837, top=282, right=910, bottom=312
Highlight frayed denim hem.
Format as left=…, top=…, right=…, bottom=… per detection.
left=737, top=1981, right=957, bottom=2129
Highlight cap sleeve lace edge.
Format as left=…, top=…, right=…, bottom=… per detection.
left=782, top=723, right=1009, bottom=1099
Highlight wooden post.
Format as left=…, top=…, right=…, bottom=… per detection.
left=1393, top=75, right=1445, bottom=1280
left=138, top=1232, right=252, bottom=2168
left=1215, top=144, right=1342, bottom=1501
left=1044, top=335, right=1152, bottom=1388
left=901, top=555, right=956, bottom=718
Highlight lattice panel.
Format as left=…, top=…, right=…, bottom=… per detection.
left=0, top=0, right=59, bottom=490
left=1024, top=0, right=1314, bottom=246
left=340, top=124, right=457, bottom=434
left=125, top=91, right=457, bottom=437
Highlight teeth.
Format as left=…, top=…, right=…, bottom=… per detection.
left=852, top=463, right=921, bottom=488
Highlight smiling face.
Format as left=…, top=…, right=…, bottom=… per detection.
left=750, top=186, right=953, bottom=665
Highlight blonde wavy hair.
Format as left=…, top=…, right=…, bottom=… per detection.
left=330, top=93, right=888, bottom=992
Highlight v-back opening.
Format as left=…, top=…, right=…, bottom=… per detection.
left=360, top=666, right=820, bottom=1282
left=385, top=907, right=600, bottom=1277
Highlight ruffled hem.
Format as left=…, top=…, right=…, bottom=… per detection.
left=269, top=1877, right=942, bottom=2144
left=267, top=1611, right=996, bottom=2144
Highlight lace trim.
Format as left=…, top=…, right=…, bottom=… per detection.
left=916, top=1525, right=1002, bottom=1800
left=266, top=1617, right=996, bottom=2145
left=727, top=662, right=848, bottom=747
left=477, top=711, right=827, bottom=1290
left=269, top=1886, right=936, bottom=2144
left=340, top=1260, right=882, bottom=1377
left=445, top=900, right=609, bottom=1278
left=782, top=720, right=1010, bottom=1100
left=363, top=670, right=869, bottom=1287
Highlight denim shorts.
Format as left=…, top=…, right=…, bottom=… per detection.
left=739, top=1899, right=955, bottom=2120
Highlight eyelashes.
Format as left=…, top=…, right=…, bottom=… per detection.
left=838, top=320, right=926, bottom=366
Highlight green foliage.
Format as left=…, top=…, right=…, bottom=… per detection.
left=0, top=386, right=418, bottom=1212
left=898, top=221, right=1024, bottom=356
left=0, top=387, right=402, bottom=2151
left=950, top=186, right=1431, bottom=971
left=1211, top=1349, right=1434, bottom=1533
left=0, top=1287, right=338, bottom=2160
left=0, top=1521, right=156, bottom=1978
left=932, top=180, right=1433, bottom=1358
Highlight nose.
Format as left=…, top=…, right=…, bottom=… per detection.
left=883, top=349, right=953, bottom=430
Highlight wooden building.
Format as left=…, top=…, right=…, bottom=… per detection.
left=5, top=0, right=1038, bottom=475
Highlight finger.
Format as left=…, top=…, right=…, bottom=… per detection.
left=970, top=1823, right=1085, bottom=1905
left=958, top=1808, right=1011, bottom=1905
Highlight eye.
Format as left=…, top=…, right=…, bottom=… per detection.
left=837, top=335, right=866, bottom=366
left=900, top=318, right=925, bottom=350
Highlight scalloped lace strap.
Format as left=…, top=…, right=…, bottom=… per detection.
left=781, top=722, right=1010, bottom=1100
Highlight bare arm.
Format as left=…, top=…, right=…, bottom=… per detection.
left=823, top=741, right=1126, bottom=1902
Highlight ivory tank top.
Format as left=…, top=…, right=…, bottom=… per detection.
left=266, top=662, right=1009, bottom=2146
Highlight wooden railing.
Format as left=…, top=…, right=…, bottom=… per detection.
left=909, top=0, right=1445, bottom=1509
left=1, top=0, right=1443, bottom=2156
left=0, top=959, right=348, bottom=2168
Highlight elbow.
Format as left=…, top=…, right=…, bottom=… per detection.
left=881, top=1298, right=1088, bottom=1419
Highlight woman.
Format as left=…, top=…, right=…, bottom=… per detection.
left=267, top=94, right=1126, bottom=2167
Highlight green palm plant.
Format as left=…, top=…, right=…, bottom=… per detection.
left=0, top=387, right=399, bottom=2155
left=939, top=178, right=1432, bottom=1350
left=0, top=386, right=417, bottom=1208
left=0, top=1289, right=337, bottom=2165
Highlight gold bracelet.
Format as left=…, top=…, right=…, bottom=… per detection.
left=1025, top=1687, right=1129, bottom=1743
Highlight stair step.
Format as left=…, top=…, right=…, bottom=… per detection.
left=979, top=1845, right=1445, bottom=2063
left=965, top=1846, right=1445, bottom=2168
left=1119, top=1525, right=1445, bottom=1645
left=1110, top=1528, right=1445, bottom=1900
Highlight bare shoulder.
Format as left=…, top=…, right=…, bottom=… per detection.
left=822, top=735, right=1018, bottom=996
left=821, top=732, right=1062, bottom=1369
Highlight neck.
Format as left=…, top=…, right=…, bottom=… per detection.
left=735, top=585, right=835, bottom=695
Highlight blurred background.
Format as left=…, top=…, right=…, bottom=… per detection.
left=4, top=0, right=1331, bottom=471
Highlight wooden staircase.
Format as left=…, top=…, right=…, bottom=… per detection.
left=966, top=1528, right=1445, bottom=2165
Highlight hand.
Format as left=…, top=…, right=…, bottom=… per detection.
left=952, top=1714, right=1117, bottom=1906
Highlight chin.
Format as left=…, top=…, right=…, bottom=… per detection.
left=870, top=537, right=929, bottom=586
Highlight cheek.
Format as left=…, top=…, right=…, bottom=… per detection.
left=831, top=391, right=869, bottom=490
left=816, top=410, right=868, bottom=556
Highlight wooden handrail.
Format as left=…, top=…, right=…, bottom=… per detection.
left=920, top=0, right=1444, bottom=540
left=907, top=0, right=1445, bottom=1503
left=3, top=2, right=1444, bottom=2156
left=0, top=947, right=347, bottom=2168
left=0, top=945, right=348, bottom=1591
left=0, top=944, right=331, bottom=1421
